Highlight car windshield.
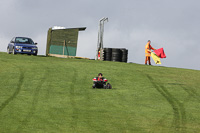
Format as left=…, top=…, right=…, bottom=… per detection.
left=15, top=37, right=34, bottom=45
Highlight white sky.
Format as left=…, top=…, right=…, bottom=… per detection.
left=0, top=0, right=200, bottom=70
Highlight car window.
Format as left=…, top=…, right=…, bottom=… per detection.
left=15, top=37, right=34, bottom=44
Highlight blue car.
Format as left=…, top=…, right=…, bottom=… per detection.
left=7, top=37, right=38, bottom=56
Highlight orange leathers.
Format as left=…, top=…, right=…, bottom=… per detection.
left=145, top=40, right=155, bottom=65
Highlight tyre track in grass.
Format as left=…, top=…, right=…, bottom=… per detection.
left=0, top=67, right=24, bottom=113
left=146, top=74, right=186, bottom=133
left=181, top=85, right=200, bottom=102
left=69, top=68, right=78, bottom=132
left=17, top=67, right=47, bottom=131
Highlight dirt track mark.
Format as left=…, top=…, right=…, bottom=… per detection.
left=0, top=67, right=24, bottom=113
left=146, top=74, right=186, bottom=132
left=69, top=68, right=78, bottom=131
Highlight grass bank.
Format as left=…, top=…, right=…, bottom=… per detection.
left=0, top=52, right=200, bottom=133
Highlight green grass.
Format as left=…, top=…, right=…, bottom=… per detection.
left=0, top=52, right=200, bottom=133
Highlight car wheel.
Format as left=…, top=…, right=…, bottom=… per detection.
left=7, top=47, right=11, bottom=54
left=12, top=48, right=16, bottom=55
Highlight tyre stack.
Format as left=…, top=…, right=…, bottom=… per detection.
left=103, top=48, right=112, bottom=61
left=103, top=48, right=128, bottom=63
left=121, top=49, right=128, bottom=63
left=111, top=48, right=122, bottom=62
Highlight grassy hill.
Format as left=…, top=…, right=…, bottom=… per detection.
left=0, top=52, right=200, bottom=133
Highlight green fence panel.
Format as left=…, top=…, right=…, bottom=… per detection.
left=49, top=45, right=77, bottom=56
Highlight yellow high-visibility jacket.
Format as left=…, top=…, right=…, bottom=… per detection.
left=145, top=42, right=155, bottom=57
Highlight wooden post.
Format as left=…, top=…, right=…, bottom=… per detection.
left=63, top=40, right=65, bottom=56
left=66, top=41, right=69, bottom=57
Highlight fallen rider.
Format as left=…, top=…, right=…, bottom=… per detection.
left=92, top=73, right=112, bottom=89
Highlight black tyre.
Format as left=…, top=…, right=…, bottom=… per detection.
left=92, top=84, right=96, bottom=88
left=111, top=48, right=122, bottom=62
left=106, top=83, right=112, bottom=89
left=112, top=54, right=122, bottom=62
left=121, top=49, right=128, bottom=63
left=104, top=48, right=112, bottom=61
left=122, top=58, right=127, bottom=62
left=104, top=48, right=112, bottom=53
left=112, top=48, right=121, bottom=53
left=103, top=84, right=107, bottom=89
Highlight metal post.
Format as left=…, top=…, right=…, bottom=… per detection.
left=96, top=17, right=108, bottom=60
